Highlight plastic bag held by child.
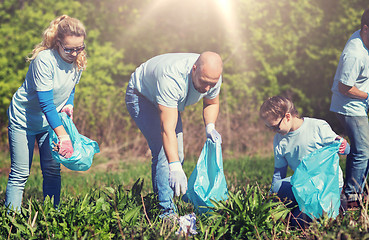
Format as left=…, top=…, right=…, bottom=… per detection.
left=49, top=112, right=100, bottom=171
left=291, top=140, right=342, bottom=219
left=184, top=139, right=228, bottom=214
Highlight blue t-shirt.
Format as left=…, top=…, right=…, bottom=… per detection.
left=7, top=49, right=82, bottom=133
left=273, top=117, right=343, bottom=187
left=330, top=30, right=369, bottom=116
left=128, top=53, right=222, bottom=111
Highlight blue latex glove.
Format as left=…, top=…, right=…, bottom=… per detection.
left=169, top=161, right=187, bottom=196
left=206, top=123, right=222, bottom=143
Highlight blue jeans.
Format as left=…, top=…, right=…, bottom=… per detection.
left=271, top=177, right=310, bottom=226
left=125, top=86, right=184, bottom=215
left=336, top=113, right=369, bottom=198
left=5, top=126, right=61, bottom=211
left=271, top=176, right=297, bottom=206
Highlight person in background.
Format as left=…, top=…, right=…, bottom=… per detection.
left=330, top=8, right=369, bottom=208
left=260, top=96, right=350, bottom=225
left=125, top=52, right=223, bottom=220
left=5, top=15, right=87, bottom=211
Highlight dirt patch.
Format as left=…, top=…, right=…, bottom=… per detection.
left=0, top=167, right=10, bottom=176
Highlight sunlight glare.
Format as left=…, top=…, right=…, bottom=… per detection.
left=214, top=0, right=243, bottom=62
left=217, top=0, right=230, bottom=11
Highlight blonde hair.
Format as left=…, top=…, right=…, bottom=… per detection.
left=27, top=15, right=87, bottom=70
left=259, top=95, right=299, bottom=122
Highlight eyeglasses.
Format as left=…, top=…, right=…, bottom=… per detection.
left=267, top=115, right=285, bottom=131
left=59, top=41, right=85, bottom=54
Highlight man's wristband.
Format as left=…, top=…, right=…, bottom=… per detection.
left=206, top=123, right=215, bottom=134
left=169, top=161, right=182, bottom=171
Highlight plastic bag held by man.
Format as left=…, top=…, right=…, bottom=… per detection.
left=184, top=139, right=228, bottom=214
left=49, top=112, right=100, bottom=171
left=291, top=140, right=342, bottom=219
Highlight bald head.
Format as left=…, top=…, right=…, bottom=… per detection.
left=192, top=51, right=223, bottom=93
left=196, top=51, right=223, bottom=79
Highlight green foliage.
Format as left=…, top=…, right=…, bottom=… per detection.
left=0, top=180, right=293, bottom=239
left=230, top=0, right=324, bottom=113
left=74, top=28, right=135, bottom=145
left=224, top=156, right=274, bottom=190
left=2, top=153, right=369, bottom=238
left=1, top=0, right=369, bottom=154
left=202, top=186, right=291, bottom=239
left=304, top=209, right=369, bottom=239
left=1, top=179, right=157, bottom=239
left=0, top=0, right=86, bottom=125
left=0, top=0, right=136, bottom=148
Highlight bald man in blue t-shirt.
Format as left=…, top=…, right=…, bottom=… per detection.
left=125, top=52, right=223, bottom=219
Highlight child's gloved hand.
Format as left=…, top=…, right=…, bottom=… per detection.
left=339, top=138, right=350, bottom=155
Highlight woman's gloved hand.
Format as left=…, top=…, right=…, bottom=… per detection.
left=54, top=135, right=74, bottom=158
left=61, top=104, right=73, bottom=121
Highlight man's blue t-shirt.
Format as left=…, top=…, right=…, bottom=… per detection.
left=128, top=53, right=222, bottom=111
left=330, top=30, right=369, bottom=116
left=7, top=49, right=82, bottom=133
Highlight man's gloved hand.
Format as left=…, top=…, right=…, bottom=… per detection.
left=56, top=135, right=74, bottom=158
left=61, top=104, right=73, bottom=121
left=169, top=161, right=187, bottom=196
left=339, top=138, right=350, bottom=155
left=206, top=123, right=222, bottom=143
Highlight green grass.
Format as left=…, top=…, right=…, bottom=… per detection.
left=0, top=153, right=275, bottom=201
left=1, top=152, right=369, bottom=239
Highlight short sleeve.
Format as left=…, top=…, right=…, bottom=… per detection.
left=337, top=55, right=363, bottom=87
left=317, top=120, right=338, bottom=145
left=32, top=56, right=54, bottom=91
left=75, top=70, right=83, bottom=84
left=156, top=74, right=183, bottom=108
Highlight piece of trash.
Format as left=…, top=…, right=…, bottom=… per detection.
left=175, top=212, right=197, bottom=236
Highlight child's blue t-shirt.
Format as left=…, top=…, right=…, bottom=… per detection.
left=273, top=117, right=343, bottom=187
left=7, top=49, right=82, bottom=133
left=128, top=53, right=222, bottom=111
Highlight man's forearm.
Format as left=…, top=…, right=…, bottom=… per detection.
left=338, top=82, right=368, bottom=99
left=158, top=104, right=180, bottom=163
left=162, top=130, right=180, bottom=163
left=203, top=96, right=219, bottom=125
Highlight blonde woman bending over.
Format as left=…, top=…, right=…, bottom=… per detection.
left=5, top=15, right=87, bottom=211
